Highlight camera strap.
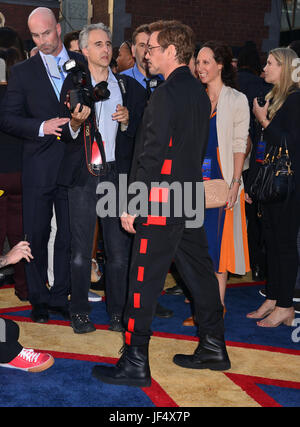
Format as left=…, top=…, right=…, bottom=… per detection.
left=115, top=75, right=127, bottom=105
left=83, top=119, right=107, bottom=176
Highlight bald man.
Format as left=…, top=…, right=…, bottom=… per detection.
left=0, top=7, right=83, bottom=323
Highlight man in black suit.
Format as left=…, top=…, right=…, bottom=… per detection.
left=57, top=23, right=146, bottom=334
left=0, top=7, right=82, bottom=323
left=92, top=20, right=230, bottom=388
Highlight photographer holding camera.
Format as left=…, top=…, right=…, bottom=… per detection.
left=58, top=23, right=146, bottom=334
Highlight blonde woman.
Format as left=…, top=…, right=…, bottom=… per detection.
left=247, top=47, right=300, bottom=327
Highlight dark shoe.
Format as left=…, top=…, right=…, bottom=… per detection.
left=92, top=344, right=151, bottom=387
left=252, top=265, right=265, bottom=281
left=173, top=334, right=231, bottom=371
left=259, top=288, right=266, bottom=297
left=165, top=284, right=184, bottom=295
left=14, top=290, right=29, bottom=302
left=155, top=302, right=173, bottom=318
left=108, top=314, right=125, bottom=332
left=293, top=289, right=300, bottom=303
left=48, top=305, right=70, bottom=320
left=71, top=314, right=96, bottom=334
left=30, top=304, right=49, bottom=323
left=0, top=274, right=15, bottom=287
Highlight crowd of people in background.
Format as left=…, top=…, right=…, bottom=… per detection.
left=0, top=7, right=300, bottom=382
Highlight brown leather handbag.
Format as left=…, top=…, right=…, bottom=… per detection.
left=204, top=179, right=229, bottom=209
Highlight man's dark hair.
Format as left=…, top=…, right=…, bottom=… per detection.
left=63, top=30, right=80, bottom=50
left=237, top=41, right=263, bottom=76
left=148, top=20, right=195, bottom=65
left=132, top=24, right=150, bottom=45
left=0, top=27, right=26, bottom=60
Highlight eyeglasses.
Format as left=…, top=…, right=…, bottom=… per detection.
left=146, top=45, right=162, bottom=55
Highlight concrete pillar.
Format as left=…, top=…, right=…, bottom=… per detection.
left=262, top=0, right=282, bottom=52
left=60, top=0, right=92, bottom=38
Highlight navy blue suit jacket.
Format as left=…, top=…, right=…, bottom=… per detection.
left=0, top=50, right=83, bottom=188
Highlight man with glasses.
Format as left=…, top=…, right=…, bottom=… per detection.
left=92, top=20, right=230, bottom=388
left=122, top=24, right=173, bottom=320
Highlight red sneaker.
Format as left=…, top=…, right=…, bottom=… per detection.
left=0, top=348, right=54, bottom=372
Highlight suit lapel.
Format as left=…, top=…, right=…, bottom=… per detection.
left=32, top=53, right=60, bottom=106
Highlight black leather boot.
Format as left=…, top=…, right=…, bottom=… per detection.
left=92, top=344, right=151, bottom=387
left=173, top=334, right=231, bottom=371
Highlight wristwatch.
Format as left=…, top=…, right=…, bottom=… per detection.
left=231, top=177, right=242, bottom=187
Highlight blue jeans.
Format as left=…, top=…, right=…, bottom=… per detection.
left=68, top=164, right=132, bottom=316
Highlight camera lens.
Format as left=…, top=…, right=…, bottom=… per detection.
left=93, top=81, right=110, bottom=101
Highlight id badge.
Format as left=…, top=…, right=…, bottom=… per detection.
left=202, top=158, right=212, bottom=180
left=256, top=138, right=266, bottom=163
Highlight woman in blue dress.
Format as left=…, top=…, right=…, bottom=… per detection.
left=198, top=41, right=250, bottom=305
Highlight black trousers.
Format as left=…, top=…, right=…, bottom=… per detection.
left=22, top=184, right=71, bottom=307
left=245, top=200, right=267, bottom=274
left=124, top=222, right=224, bottom=346
left=0, top=318, right=22, bottom=363
left=68, top=165, right=131, bottom=316
left=261, top=196, right=300, bottom=307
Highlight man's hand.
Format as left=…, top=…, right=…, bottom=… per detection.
left=112, top=104, right=129, bottom=126
left=43, top=117, right=70, bottom=136
left=69, top=103, right=91, bottom=132
left=2, top=241, right=33, bottom=267
left=121, top=212, right=136, bottom=234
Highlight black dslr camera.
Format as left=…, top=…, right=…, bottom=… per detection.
left=63, top=59, right=110, bottom=112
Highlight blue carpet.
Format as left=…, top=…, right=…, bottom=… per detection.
left=258, top=384, right=300, bottom=407
left=1, top=282, right=300, bottom=407
left=4, top=285, right=300, bottom=350
left=223, top=285, right=300, bottom=350
left=0, top=357, right=155, bottom=407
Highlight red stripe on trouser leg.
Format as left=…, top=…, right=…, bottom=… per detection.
left=133, top=293, right=141, bottom=308
left=128, top=318, right=135, bottom=332
left=149, top=187, right=169, bottom=203
left=125, top=331, right=131, bottom=345
left=146, top=215, right=167, bottom=226
left=139, top=238, right=148, bottom=254
left=169, top=137, right=172, bottom=147
left=161, top=159, right=172, bottom=175
left=137, top=266, right=144, bottom=281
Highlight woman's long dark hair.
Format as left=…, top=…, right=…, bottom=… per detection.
left=0, top=47, right=23, bottom=80
left=0, top=27, right=27, bottom=61
left=202, top=40, right=237, bottom=89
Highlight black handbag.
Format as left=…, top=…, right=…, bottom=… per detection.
left=249, top=136, right=294, bottom=203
